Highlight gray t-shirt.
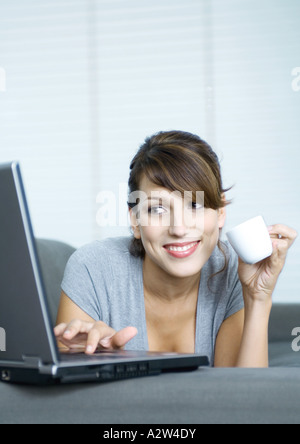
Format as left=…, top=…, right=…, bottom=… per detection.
left=61, top=236, right=244, bottom=366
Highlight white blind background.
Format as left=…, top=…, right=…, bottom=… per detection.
left=212, top=0, right=300, bottom=303
left=0, top=0, right=299, bottom=302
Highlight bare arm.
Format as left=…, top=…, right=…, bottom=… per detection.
left=214, top=302, right=271, bottom=368
left=214, top=309, right=244, bottom=367
left=235, top=298, right=271, bottom=367
left=56, top=291, right=96, bottom=326
left=216, top=224, right=297, bottom=368
left=54, top=291, right=137, bottom=354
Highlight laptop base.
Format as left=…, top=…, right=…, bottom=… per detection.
left=0, top=361, right=203, bottom=386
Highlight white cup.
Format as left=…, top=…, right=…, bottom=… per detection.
left=226, top=216, right=273, bottom=265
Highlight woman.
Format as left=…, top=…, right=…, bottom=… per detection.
left=55, top=131, right=297, bottom=367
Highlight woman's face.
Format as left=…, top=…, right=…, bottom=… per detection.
left=130, top=175, right=226, bottom=278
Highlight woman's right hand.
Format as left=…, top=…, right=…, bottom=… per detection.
left=54, top=320, right=138, bottom=354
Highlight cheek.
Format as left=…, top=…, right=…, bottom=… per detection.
left=140, top=225, right=164, bottom=245
left=140, top=226, right=167, bottom=262
left=203, top=211, right=220, bottom=236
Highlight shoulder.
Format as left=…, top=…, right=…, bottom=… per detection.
left=62, top=236, right=140, bottom=296
left=207, top=240, right=238, bottom=273
left=67, top=236, right=137, bottom=270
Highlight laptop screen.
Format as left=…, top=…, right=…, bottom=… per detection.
left=0, top=162, right=59, bottom=364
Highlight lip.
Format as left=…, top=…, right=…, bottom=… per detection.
left=163, top=241, right=201, bottom=259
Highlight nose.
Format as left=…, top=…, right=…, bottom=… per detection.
left=168, top=224, right=189, bottom=238
left=168, top=210, right=190, bottom=238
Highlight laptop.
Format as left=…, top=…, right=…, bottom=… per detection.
left=0, top=162, right=209, bottom=385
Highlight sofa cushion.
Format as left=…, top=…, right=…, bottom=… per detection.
left=269, top=342, right=300, bottom=367
left=1, top=368, right=300, bottom=424
left=268, top=304, right=300, bottom=343
left=35, top=239, right=75, bottom=325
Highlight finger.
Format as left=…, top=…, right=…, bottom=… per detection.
left=86, top=322, right=116, bottom=354
left=110, top=327, right=138, bottom=350
left=268, top=224, right=298, bottom=242
left=54, top=323, right=68, bottom=337
left=57, top=336, right=80, bottom=349
left=268, top=238, right=290, bottom=270
left=62, top=319, right=93, bottom=340
left=54, top=323, right=74, bottom=350
left=272, top=237, right=290, bottom=259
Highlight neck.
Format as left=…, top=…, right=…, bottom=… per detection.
left=143, top=254, right=201, bottom=303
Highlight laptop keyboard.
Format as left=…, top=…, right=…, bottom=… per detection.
left=59, top=349, right=157, bottom=361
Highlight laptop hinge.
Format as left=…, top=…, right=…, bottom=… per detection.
left=22, top=355, right=43, bottom=369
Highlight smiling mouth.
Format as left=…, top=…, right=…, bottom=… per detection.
left=164, top=241, right=200, bottom=252
left=163, top=241, right=201, bottom=258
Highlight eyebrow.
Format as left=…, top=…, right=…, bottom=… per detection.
left=147, top=196, right=162, bottom=201
left=127, top=196, right=163, bottom=209
left=147, top=194, right=191, bottom=201
left=146, top=196, right=174, bottom=204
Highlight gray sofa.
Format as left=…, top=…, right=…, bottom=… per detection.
left=0, top=239, right=300, bottom=424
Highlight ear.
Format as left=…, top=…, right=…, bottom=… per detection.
left=217, top=194, right=227, bottom=229
left=129, top=207, right=141, bottom=240
left=218, top=206, right=226, bottom=229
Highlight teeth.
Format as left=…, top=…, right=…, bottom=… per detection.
left=166, top=242, right=198, bottom=252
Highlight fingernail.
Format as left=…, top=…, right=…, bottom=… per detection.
left=86, top=345, right=93, bottom=353
left=63, top=330, right=71, bottom=337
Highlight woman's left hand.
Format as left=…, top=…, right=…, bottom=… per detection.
left=238, top=224, right=298, bottom=303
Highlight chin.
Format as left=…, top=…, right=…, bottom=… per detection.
left=164, top=260, right=205, bottom=279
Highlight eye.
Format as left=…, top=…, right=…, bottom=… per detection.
left=148, top=205, right=167, bottom=215
left=189, top=202, right=204, bottom=210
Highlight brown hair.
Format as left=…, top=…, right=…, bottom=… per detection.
left=128, top=131, right=232, bottom=276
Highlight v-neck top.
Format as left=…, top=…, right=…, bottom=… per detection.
left=61, top=237, right=244, bottom=366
